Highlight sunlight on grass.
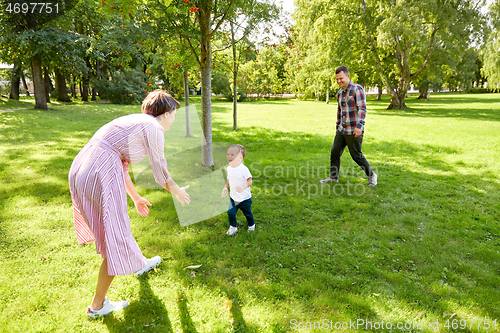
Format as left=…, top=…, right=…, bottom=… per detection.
left=0, top=93, right=499, bottom=332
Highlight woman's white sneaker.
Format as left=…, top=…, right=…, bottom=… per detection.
left=87, top=297, right=128, bottom=319
left=135, top=256, right=161, bottom=276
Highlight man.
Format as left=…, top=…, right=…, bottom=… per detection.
left=320, top=66, right=377, bottom=186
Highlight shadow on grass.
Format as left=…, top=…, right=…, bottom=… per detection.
left=369, top=93, right=500, bottom=122
left=177, top=292, right=199, bottom=333
left=1, top=101, right=500, bottom=331
left=148, top=125, right=500, bottom=330
left=104, top=275, right=174, bottom=333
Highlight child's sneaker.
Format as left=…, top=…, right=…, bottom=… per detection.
left=226, top=226, right=238, bottom=236
left=87, top=297, right=128, bottom=319
left=248, top=225, right=255, bottom=231
left=135, top=256, right=161, bottom=276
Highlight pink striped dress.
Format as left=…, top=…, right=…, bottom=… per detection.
left=68, top=113, right=171, bottom=276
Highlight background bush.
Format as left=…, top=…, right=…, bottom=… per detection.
left=95, top=68, right=148, bottom=104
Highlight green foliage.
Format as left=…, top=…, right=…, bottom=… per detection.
left=95, top=68, right=148, bottom=104
left=294, top=0, right=485, bottom=108
left=482, top=1, right=500, bottom=89
left=211, top=71, right=232, bottom=97
left=469, top=87, right=500, bottom=93
left=237, top=44, right=294, bottom=97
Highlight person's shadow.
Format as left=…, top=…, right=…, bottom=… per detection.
left=177, top=291, right=199, bottom=333
left=104, top=274, right=173, bottom=332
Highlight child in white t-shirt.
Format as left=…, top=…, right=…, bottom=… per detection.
left=222, top=144, right=254, bottom=236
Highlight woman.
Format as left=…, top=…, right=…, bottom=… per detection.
left=69, top=90, right=190, bottom=318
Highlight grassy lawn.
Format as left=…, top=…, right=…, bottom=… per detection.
left=0, top=93, right=499, bottom=332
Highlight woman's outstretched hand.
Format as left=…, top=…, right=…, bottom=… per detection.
left=134, top=197, right=152, bottom=216
left=175, top=185, right=190, bottom=206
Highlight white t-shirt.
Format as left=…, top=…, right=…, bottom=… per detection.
left=227, top=163, right=252, bottom=203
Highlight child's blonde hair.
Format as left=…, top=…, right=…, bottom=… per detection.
left=230, top=144, right=246, bottom=158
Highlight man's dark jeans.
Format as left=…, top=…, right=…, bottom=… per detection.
left=330, top=130, right=373, bottom=179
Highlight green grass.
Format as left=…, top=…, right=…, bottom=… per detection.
left=0, top=93, right=499, bottom=332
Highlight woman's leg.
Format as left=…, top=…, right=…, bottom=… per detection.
left=90, top=258, right=115, bottom=310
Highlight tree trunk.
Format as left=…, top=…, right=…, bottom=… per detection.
left=231, top=21, right=238, bottom=131
left=91, top=60, right=98, bottom=101
left=21, top=73, right=30, bottom=96
left=198, top=9, right=214, bottom=167
left=81, top=58, right=90, bottom=102
left=377, top=84, right=382, bottom=101
left=81, top=74, right=89, bottom=101
left=183, top=68, right=191, bottom=137
left=54, top=67, right=71, bottom=102
left=9, top=61, right=21, bottom=100
left=43, top=66, right=51, bottom=103
left=71, top=74, right=76, bottom=98
left=387, top=88, right=407, bottom=109
left=32, top=58, right=47, bottom=110
left=387, top=48, right=411, bottom=109
left=326, top=83, right=330, bottom=104
left=417, top=84, right=428, bottom=99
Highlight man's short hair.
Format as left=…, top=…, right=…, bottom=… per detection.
left=142, top=89, right=180, bottom=117
left=335, top=66, right=349, bottom=75
left=230, top=144, right=246, bottom=158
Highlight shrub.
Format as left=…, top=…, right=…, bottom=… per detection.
left=211, top=71, right=231, bottom=97
left=226, top=90, right=247, bottom=102
left=95, top=68, right=147, bottom=104
left=469, top=87, right=500, bottom=94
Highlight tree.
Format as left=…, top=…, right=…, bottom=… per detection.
left=294, top=0, right=484, bottom=109
left=164, top=0, right=278, bottom=166
left=0, top=0, right=78, bottom=109
left=221, top=3, right=281, bottom=130
left=482, top=0, right=500, bottom=88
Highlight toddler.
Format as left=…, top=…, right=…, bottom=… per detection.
left=222, top=144, right=254, bottom=236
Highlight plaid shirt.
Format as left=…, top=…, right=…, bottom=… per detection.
left=336, top=81, right=367, bottom=135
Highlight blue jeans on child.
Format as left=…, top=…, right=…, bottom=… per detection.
left=227, top=198, right=254, bottom=228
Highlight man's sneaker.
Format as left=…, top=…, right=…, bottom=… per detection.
left=87, top=297, right=128, bottom=319
left=368, top=173, right=378, bottom=186
left=226, top=226, right=238, bottom=236
left=135, top=256, right=161, bottom=276
left=248, top=225, right=255, bottom=231
left=319, top=177, right=339, bottom=183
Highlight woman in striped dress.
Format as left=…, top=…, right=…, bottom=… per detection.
left=69, top=90, right=190, bottom=318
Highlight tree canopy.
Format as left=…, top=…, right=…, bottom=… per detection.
left=293, top=0, right=485, bottom=109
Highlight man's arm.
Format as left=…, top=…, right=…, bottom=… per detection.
left=354, top=85, right=367, bottom=137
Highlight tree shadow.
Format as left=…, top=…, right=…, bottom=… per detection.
left=369, top=93, right=500, bottom=122
left=177, top=292, right=199, bottom=333
left=104, top=274, right=174, bottom=333
left=220, top=287, right=255, bottom=333
left=149, top=124, right=500, bottom=330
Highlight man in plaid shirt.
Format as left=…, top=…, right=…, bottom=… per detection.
left=320, top=66, right=377, bottom=186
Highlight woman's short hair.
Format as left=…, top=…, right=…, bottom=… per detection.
left=142, top=90, right=180, bottom=117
